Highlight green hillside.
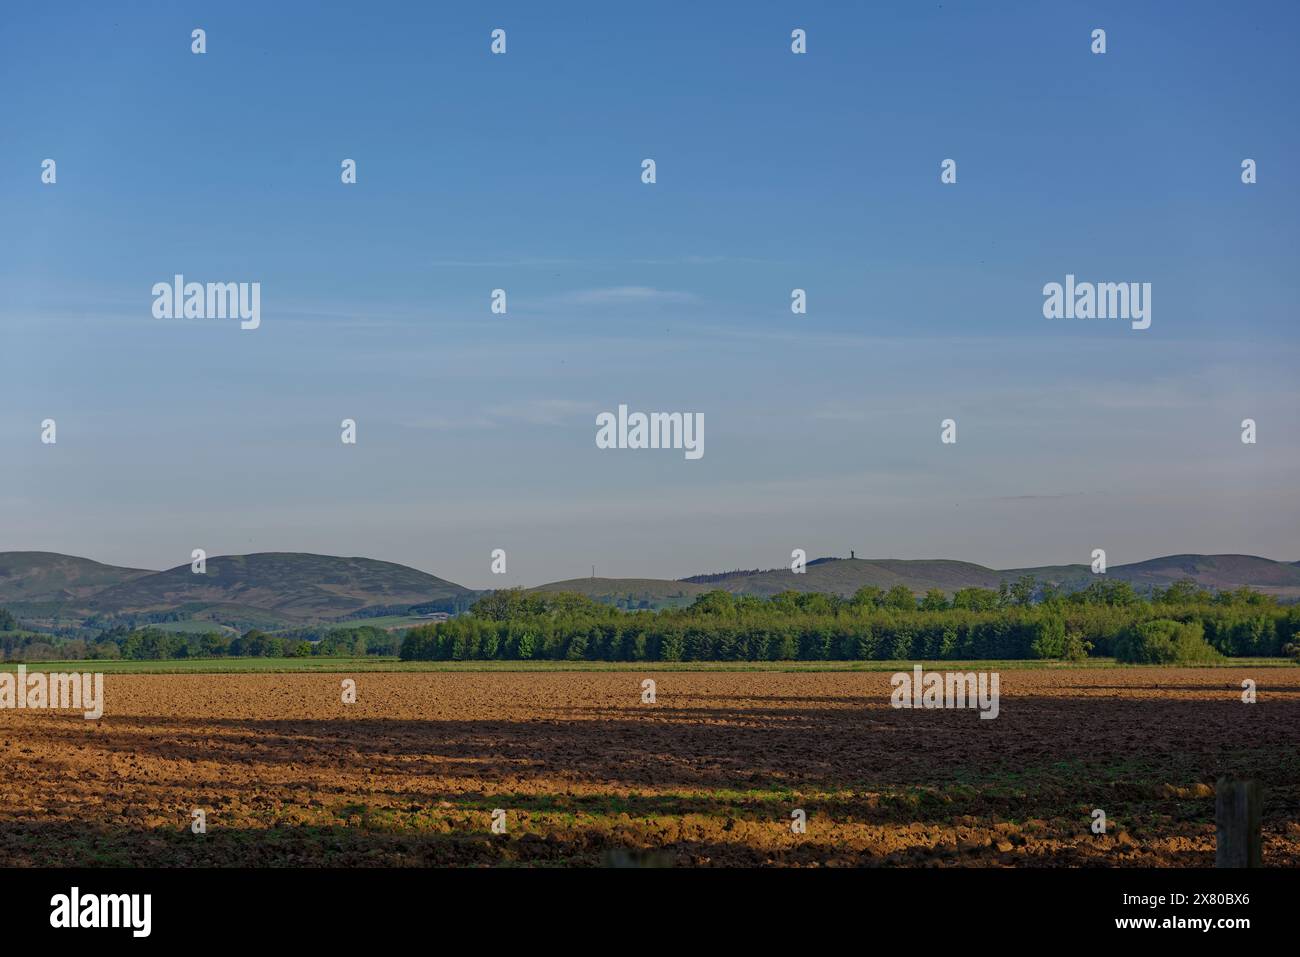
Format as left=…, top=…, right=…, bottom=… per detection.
left=80, top=553, right=476, bottom=622
left=0, top=552, right=152, bottom=603
left=0, top=552, right=478, bottom=628
left=531, top=554, right=1300, bottom=606
left=4, top=550, right=1297, bottom=628
left=528, top=577, right=710, bottom=609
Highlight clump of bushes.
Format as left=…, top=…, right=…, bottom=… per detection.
left=1030, top=615, right=1090, bottom=661
left=1114, top=619, right=1223, bottom=664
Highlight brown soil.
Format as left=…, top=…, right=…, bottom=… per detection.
left=1, top=668, right=1296, bottom=866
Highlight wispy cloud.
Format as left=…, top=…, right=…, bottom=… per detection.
left=486, top=398, right=593, bottom=426
left=427, top=255, right=775, bottom=269
left=402, top=399, right=592, bottom=432
left=558, top=286, right=699, bottom=306
left=399, top=414, right=499, bottom=432
left=428, top=257, right=584, bottom=268
left=628, top=255, right=779, bottom=266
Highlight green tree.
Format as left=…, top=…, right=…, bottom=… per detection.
left=689, top=590, right=736, bottom=616
left=883, top=585, right=916, bottom=611
left=1115, top=619, right=1221, bottom=664
left=1030, top=615, right=1066, bottom=659
left=1010, top=575, right=1037, bottom=607
left=850, top=586, right=884, bottom=609
left=951, top=587, right=999, bottom=612
left=919, top=589, right=949, bottom=611
left=1156, top=578, right=1208, bottom=605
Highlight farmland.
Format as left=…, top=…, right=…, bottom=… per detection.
left=1, top=665, right=1296, bottom=867
left=2, top=656, right=1292, bottom=674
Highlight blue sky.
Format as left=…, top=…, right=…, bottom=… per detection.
left=2, top=1, right=1297, bottom=587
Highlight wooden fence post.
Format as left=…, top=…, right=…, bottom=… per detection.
left=1215, top=778, right=1262, bottom=867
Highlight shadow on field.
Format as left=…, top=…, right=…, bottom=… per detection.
left=15, top=694, right=1300, bottom=794
left=3, top=693, right=1298, bottom=866
left=0, top=818, right=978, bottom=867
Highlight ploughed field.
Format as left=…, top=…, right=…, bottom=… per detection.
left=1, top=669, right=1297, bottom=866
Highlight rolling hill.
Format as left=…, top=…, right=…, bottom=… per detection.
left=3, top=550, right=1297, bottom=627
left=991, top=554, right=1300, bottom=598
left=81, top=553, right=476, bottom=622
left=0, top=551, right=478, bottom=627
left=0, top=552, right=153, bottom=604
left=695, top=558, right=1007, bottom=598
left=532, top=554, right=1300, bottom=606
left=529, top=577, right=712, bottom=608
left=1082, top=553, right=1300, bottom=594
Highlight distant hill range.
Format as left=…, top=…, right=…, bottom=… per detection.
left=0, top=552, right=155, bottom=603
left=0, top=551, right=1296, bottom=627
left=0, top=552, right=476, bottom=628
left=536, top=554, right=1300, bottom=607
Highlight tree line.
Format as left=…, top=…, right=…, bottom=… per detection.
left=0, top=619, right=402, bottom=662
left=2, top=576, right=1297, bottom=664
left=400, top=579, right=1300, bottom=664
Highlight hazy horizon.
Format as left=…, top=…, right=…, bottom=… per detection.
left=3, top=545, right=1297, bottom=593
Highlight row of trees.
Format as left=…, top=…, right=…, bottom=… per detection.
left=400, top=583, right=1300, bottom=663
left=3, top=575, right=1297, bottom=664
left=0, top=620, right=403, bottom=662
left=84, top=625, right=402, bottom=660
